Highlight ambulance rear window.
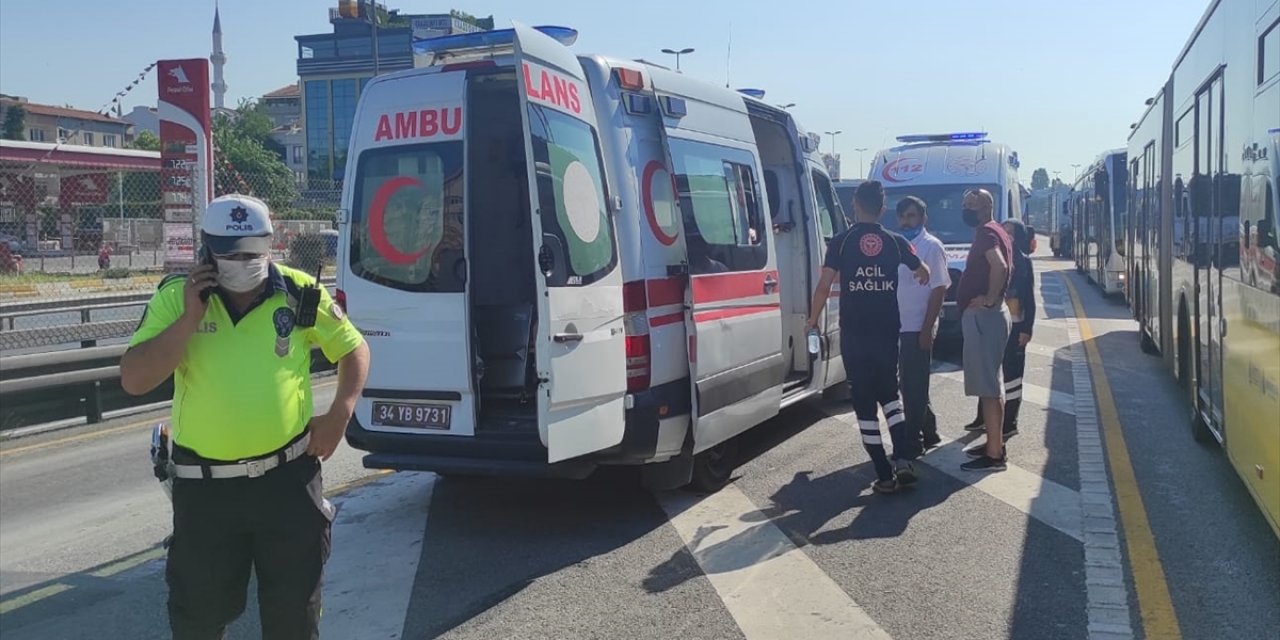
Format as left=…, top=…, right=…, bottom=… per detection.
left=349, top=142, right=466, bottom=292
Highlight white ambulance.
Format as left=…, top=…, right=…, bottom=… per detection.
left=335, top=24, right=849, bottom=490
left=868, top=133, right=1023, bottom=335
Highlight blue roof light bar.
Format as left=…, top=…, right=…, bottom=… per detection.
left=896, top=132, right=989, bottom=143
left=737, top=88, right=766, bottom=100
left=412, top=26, right=579, bottom=57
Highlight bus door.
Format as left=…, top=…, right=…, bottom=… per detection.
left=512, top=22, right=629, bottom=462
left=1193, top=73, right=1226, bottom=431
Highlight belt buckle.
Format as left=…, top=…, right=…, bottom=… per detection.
left=244, top=459, right=267, bottom=478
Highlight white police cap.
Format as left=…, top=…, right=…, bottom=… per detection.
left=201, top=194, right=274, bottom=255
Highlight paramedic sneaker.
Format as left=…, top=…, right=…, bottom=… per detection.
left=872, top=478, right=899, bottom=494
left=963, top=417, right=985, bottom=432
left=921, top=432, right=942, bottom=449
left=894, top=460, right=918, bottom=487
left=961, top=453, right=1008, bottom=472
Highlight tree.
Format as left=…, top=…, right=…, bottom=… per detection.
left=2, top=103, right=26, bottom=140
left=128, top=130, right=160, bottom=151
left=1031, top=168, right=1050, bottom=191
left=213, top=102, right=297, bottom=212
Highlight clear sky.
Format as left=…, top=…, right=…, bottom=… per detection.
left=0, top=0, right=1209, bottom=182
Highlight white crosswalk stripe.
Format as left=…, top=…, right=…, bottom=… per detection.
left=658, top=486, right=895, bottom=640
left=932, top=368, right=1075, bottom=416
left=321, top=473, right=436, bottom=639
left=823, top=411, right=1084, bottom=542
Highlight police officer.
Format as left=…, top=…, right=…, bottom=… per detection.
left=808, top=180, right=930, bottom=494
left=121, top=194, right=370, bottom=639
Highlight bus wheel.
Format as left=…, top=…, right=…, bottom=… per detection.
left=1179, top=311, right=1214, bottom=444
left=688, top=439, right=739, bottom=493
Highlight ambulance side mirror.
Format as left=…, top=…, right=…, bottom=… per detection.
left=539, top=233, right=568, bottom=287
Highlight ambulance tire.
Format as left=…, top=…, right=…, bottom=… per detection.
left=688, top=439, right=739, bottom=493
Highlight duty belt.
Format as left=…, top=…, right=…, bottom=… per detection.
left=171, top=433, right=311, bottom=480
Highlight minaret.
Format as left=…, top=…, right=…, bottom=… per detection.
left=210, top=3, right=227, bottom=109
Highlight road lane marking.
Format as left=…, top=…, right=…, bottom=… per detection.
left=0, top=380, right=339, bottom=458
left=1063, top=274, right=1179, bottom=640
left=89, top=547, right=166, bottom=578
left=321, top=472, right=434, bottom=639
left=658, top=485, right=893, bottom=640
left=0, top=584, right=71, bottom=615
left=824, top=410, right=1083, bottom=542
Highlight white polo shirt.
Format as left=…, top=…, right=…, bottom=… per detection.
left=897, top=229, right=952, bottom=333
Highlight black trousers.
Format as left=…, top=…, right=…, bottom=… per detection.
left=842, top=329, right=921, bottom=481
left=167, top=449, right=333, bottom=640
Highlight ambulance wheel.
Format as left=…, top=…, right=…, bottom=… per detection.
left=688, top=439, right=739, bottom=493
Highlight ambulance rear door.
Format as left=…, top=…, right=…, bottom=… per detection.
left=512, top=22, right=628, bottom=463
left=340, top=70, right=475, bottom=437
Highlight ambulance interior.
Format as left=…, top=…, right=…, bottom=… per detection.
left=749, top=113, right=815, bottom=389
left=464, top=70, right=541, bottom=429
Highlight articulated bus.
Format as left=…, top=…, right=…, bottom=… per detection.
left=1126, top=0, right=1279, bottom=537
left=1071, top=150, right=1128, bottom=294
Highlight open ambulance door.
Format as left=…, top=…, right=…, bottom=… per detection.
left=512, top=22, right=628, bottom=463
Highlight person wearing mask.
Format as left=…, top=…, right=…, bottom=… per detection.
left=954, top=189, right=1013, bottom=472
left=807, top=180, right=931, bottom=493
left=893, top=196, right=951, bottom=450
left=121, top=194, right=371, bottom=639
left=964, top=218, right=1036, bottom=455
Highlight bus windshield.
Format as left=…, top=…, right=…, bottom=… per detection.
left=882, top=183, right=1002, bottom=245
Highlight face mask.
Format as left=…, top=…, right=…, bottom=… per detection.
left=216, top=258, right=269, bottom=293
left=962, top=208, right=981, bottom=228
left=900, top=225, right=923, bottom=241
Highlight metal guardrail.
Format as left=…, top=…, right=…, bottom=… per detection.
left=1, top=342, right=336, bottom=426
left=0, top=277, right=339, bottom=426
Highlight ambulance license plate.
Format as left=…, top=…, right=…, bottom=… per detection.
left=371, top=402, right=451, bottom=429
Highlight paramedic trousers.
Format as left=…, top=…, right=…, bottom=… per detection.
left=842, top=329, right=921, bottom=482
left=898, top=332, right=939, bottom=444
left=167, top=450, right=332, bottom=640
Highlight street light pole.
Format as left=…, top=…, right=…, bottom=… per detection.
left=855, top=147, right=868, bottom=177
left=1071, top=163, right=1082, bottom=183
left=660, top=47, right=694, bottom=71
left=823, top=130, right=841, bottom=155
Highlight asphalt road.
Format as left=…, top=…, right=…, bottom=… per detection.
left=0, top=254, right=1276, bottom=640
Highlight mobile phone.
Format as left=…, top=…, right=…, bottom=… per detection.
left=198, top=245, right=218, bottom=302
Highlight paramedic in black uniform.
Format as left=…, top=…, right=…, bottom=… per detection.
left=807, top=180, right=931, bottom=493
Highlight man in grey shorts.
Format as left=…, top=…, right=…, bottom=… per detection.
left=954, top=189, right=1013, bottom=472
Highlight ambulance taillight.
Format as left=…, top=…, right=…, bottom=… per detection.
left=622, top=281, right=651, bottom=392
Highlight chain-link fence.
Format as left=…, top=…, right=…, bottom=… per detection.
left=0, top=159, right=341, bottom=355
